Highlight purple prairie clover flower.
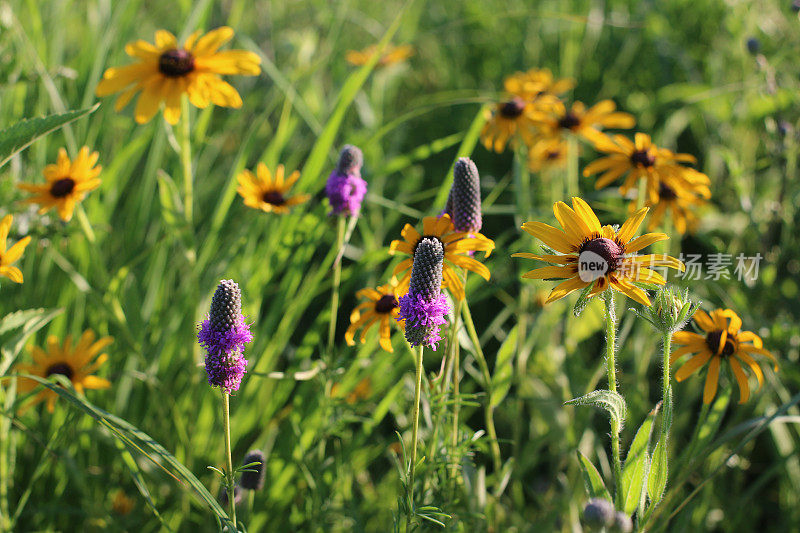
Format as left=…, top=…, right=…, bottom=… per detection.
left=446, top=157, right=482, bottom=233
left=326, top=145, right=367, bottom=216
left=197, top=279, right=253, bottom=393
left=397, top=238, right=450, bottom=349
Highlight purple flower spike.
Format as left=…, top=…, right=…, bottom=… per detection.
left=396, top=238, right=450, bottom=350
left=197, top=279, right=253, bottom=393
left=449, top=157, right=482, bottom=233
left=326, top=145, right=367, bottom=216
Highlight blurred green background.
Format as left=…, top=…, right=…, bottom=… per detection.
left=1, top=0, right=799, bottom=531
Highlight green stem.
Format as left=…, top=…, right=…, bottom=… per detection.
left=75, top=204, right=95, bottom=244
left=461, top=301, right=502, bottom=473
left=179, top=96, right=193, bottom=225
left=567, top=134, right=579, bottom=198
left=327, top=216, right=347, bottom=355
left=406, top=344, right=424, bottom=531
left=221, top=392, right=237, bottom=531
left=602, top=290, right=624, bottom=509
left=447, top=295, right=464, bottom=483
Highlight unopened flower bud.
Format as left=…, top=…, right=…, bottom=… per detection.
left=583, top=498, right=615, bottom=528
left=240, top=449, right=266, bottom=491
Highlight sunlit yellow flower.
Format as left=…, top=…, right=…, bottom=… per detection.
left=480, top=98, right=541, bottom=153
left=0, top=215, right=31, bottom=284
left=236, top=163, right=309, bottom=214
left=111, top=490, right=135, bottom=515
left=331, top=377, right=373, bottom=404
left=532, top=100, right=635, bottom=146
left=390, top=215, right=494, bottom=300
left=513, top=197, right=685, bottom=306
left=584, top=133, right=709, bottom=203
left=345, top=44, right=414, bottom=66
left=345, top=283, right=403, bottom=353
left=527, top=137, right=569, bottom=172
left=17, top=147, right=102, bottom=222
left=641, top=171, right=710, bottom=234
left=504, top=68, right=574, bottom=101
left=96, top=27, right=261, bottom=124
left=672, top=309, right=777, bottom=404
left=15, top=330, right=112, bottom=412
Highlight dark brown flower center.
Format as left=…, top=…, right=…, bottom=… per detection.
left=545, top=150, right=562, bottom=160
left=158, top=49, right=195, bottom=77
left=558, top=112, right=581, bottom=130
left=374, top=294, right=399, bottom=314
left=50, top=178, right=75, bottom=198
left=499, top=97, right=526, bottom=119
left=630, top=149, right=656, bottom=167
left=706, top=330, right=736, bottom=357
left=45, top=362, right=74, bottom=380
left=658, top=182, right=677, bottom=201
left=262, top=191, right=286, bottom=206
left=579, top=237, right=623, bottom=272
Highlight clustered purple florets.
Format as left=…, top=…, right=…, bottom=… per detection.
left=326, top=144, right=367, bottom=216
left=397, top=292, right=450, bottom=350
left=197, top=279, right=253, bottom=393
left=325, top=171, right=368, bottom=216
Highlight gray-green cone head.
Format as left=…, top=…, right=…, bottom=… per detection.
left=336, top=144, right=364, bottom=175
left=451, top=157, right=482, bottom=232
left=409, top=237, right=444, bottom=301
left=240, top=449, right=266, bottom=490
left=209, top=279, right=242, bottom=332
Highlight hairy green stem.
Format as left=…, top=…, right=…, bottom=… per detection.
left=327, top=216, right=347, bottom=355
left=602, top=290, right=624, bottom=509
left=406, top=344, right=424, bottom=531
left=179, top=96, right=193, bottom=225
left=221, top=392, right=237, bottom=531
left=461, top=301, right=502, bottom=472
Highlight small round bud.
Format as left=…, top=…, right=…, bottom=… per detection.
left=336, top=144, right=364, bottom=175
left=792, top=0, right=800, bottom=13
left=240, top=449, right=266, bottom=491
left=746, top=37, right=760, bottom=55
left=583, top=498, right=615, bottom=528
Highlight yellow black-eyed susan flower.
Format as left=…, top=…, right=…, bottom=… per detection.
left=15, top=330, right=112, bottom=412
left=345, top=283, right=403, bottom=353
left=345, top=44, right=414, bottom=67
left=532, top=100, right=635, bottom=146
left=527, top=137, right=569, bottom=172
left=641, top=172, right=710, bottom=234
left=236, top=163, right=309, bottom=214
left=0, top=215, right=31, bottom=284
left=17, top=147, right=102, bottom=222
left=584, top=133, right=709, bottom=203
left=96, top=27, right=261, bottom=124
left=503, top=68, right=574, bottom=101
left=480, top=97, right=540, bottom=153
left=672, top=309, right=777, bottom=404
left=390, top=215, right=494, bottom=301
left=513, top=197, right=685, bottom=306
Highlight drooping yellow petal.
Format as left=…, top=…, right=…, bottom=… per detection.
left=703, top=356, right=722, bottom=404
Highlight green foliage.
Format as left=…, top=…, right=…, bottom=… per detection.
left=0, top=105, right=98, bottom=169
left=566, top=390, right=627, bottom=434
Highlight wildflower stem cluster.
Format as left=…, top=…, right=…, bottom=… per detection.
left=602, top=290, right=624, bottom=508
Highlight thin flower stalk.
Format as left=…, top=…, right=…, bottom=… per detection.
left=221, top=391, right=237, bottom=530
left=327, top=215, right=346, bottom=355
left=601, top=290, right=624, bottom=509
left=179, top=96, right=194, bottom=224
left=406, top=344, right=424, bottom=530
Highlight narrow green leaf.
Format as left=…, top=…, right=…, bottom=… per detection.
left=0, top=308, right=63, bottom=374
left=296, top=1, right=412, bottom=192
left=648, top=436, right=668, bottom=506
left=577, top=451, right=612, bottom=501
left=490, top=325, right=517, bottom=407
left=573, top=283, right=595, bottom=317
left=565, top=389, right=627, bottom=432
left=4, top=374, right=234, bottom=529
left=620, top=404, right=660, bottom=515
left=0, top=104, right=99, bottom=169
